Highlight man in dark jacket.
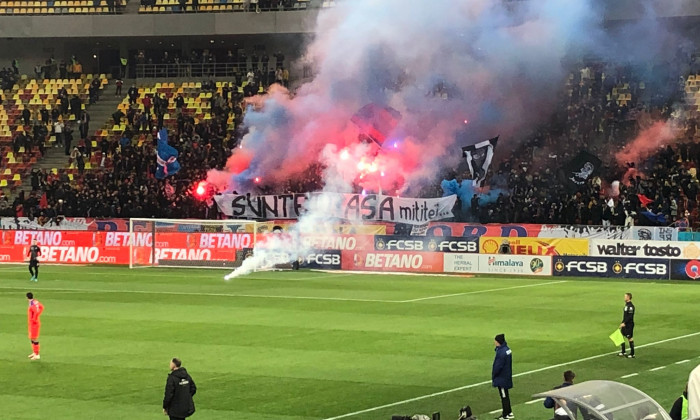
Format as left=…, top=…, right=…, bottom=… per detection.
left=669, top=383, right=688, bottom=420
left=544, top=370, right=575, bottom=420
left=163, top=357, right=196, bottom=420
left=492, top=334, right=513, bottom=420
left=128, top=84, right=139, bottom=104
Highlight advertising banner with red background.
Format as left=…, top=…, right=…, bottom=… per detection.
left=0, top=230, right=254, bottom=265
left=341, top=251, right=444, bottom=273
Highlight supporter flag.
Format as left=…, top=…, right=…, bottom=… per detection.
left=641, top=210, right=667, bottom=225
left=462, top=136, right=499, bottom=187
left=637, top=194, right=653, bottom=208
left=155, top=128, right=181, bottom=180
left=350, top=103, right=402, bottom=147
left=565, top=151, right=601, bottom=191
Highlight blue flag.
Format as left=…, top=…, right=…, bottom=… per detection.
left=641, top=210, right=667, bottom=225
left=156, top=128, right=180, bottom=180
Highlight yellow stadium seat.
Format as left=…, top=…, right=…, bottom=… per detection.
left=3, top=168, right=10, bottom=175
left=12, top=174, right=20, bottom=181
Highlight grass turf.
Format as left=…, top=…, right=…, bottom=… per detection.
left=0, top=265, right=698, bottom=420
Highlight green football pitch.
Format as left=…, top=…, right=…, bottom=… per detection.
left=0, top=265, right=698, bottom=420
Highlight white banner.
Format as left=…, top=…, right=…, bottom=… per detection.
left=630, top=226, right=678, bottom=241
left=477, top=255, right=552, bottom=276
left=443, top=254, right=479, bottom=273
left=590, top=239, right=700, bottom=259
left=443, top=254, right=551, bottom=275
left=0, top=217, right=94, bottom=231
left=538, top=225, right=632, bottom=239
left=214, top=193, right=457, bottom=225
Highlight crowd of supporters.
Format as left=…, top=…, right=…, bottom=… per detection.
left=1, top=76, right=249, bottom=219
left=0, top=63, right=19, bottom=91
left=444, top=62, right=697, bottom=228
left=3, top=56, right=700, bottom=228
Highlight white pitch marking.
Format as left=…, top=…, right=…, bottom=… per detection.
left=0, top=280, right=569, bottom=304
left=649, top=366, right=666, bottom=372
left=401, top=280, right=567, bottom=302
left=0, top=286, right=401, bottom=303
left=321, top=331, right=700, bottom=420
left=526, top=398, right=546, bottom=405
left=675, top=359, right=690, bottom=364
left=621, top=373, right=638, bottom=379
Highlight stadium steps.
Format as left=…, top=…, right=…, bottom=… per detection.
left=87, top=90, right=124, bottom=132
left=15, top=82, right=123, bottom=194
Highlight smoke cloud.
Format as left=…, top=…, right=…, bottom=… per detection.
left=615, top=120, right=681, bottom=166
left=210, top=0, right=605, bottom=195
left=218, top=0, right=692, bottom=278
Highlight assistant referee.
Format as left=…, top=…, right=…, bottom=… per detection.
left=618, top=292, right=635, bottom=359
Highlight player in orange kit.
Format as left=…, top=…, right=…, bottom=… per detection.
left=27, top=292, right=44, bottom=360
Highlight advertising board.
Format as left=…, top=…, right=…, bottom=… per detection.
left=477, top=255, right=552, bottom=276
left=589, top=239, right=700, bottom=260
left=480, top=237, right=588, bottom=256
left=552, top=256, right=669, bottom=279
left=373, top=235, right=479, bottom=253
left=669, top=260, right=700, bottom=280
left=443, top=254, right=479, bottom=273
left=341, top=251, right=444, bottom=273
left=0, top=230, right=253, bottom=265
left=300, top=250, right=343, bottom=270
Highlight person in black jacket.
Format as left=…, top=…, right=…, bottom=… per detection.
left=163, top=358, right=197, bottom=420
left=498, top=240, right=512, bottom=254
left=492, top=334, right=514, bottom=420
left=618, top=292, right=635, bottom=358
left=669, top=383, right=688, bottom=420
left=544, top=370, right=575, bottom=420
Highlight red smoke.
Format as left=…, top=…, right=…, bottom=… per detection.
left=615, top=120, right=678, bottom=166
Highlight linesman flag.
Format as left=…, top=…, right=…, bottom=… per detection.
left=609, top=328, right=625, bottom=347
left=462, top=136, right=499, bottom=187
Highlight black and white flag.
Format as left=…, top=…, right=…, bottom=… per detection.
left=462, top=136, right=499, bottom=187
left=565, top=150, right=601, bottom=191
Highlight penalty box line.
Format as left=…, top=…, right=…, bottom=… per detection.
left=321, top=331, right=700, bottom=420
left=0, top=280, right=563, bottom=303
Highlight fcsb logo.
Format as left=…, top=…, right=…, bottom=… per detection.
left=622, top=262, right=667, bottom=276
left=305, top=254, right=341, bottom=266
left=565, top=261, right=607, bottom=273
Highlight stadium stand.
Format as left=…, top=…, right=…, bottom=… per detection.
left=0, top=0, right=126, bottom=15
left=0, top=74, right=108, bottom=197
left=3, top=58, right=700, bottom=226
left=0, top=76, right=255, bottom=219
left=139, top=0, right=315, bottom=14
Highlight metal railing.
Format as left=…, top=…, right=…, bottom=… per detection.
left=134, top=63, right=278, bottom=79
left=138, top=0, right=325, bottom=13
